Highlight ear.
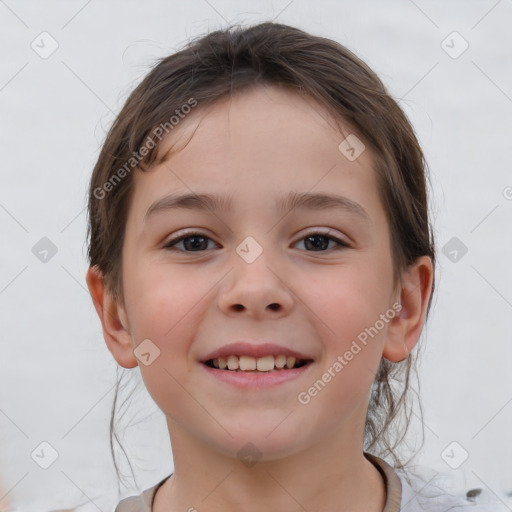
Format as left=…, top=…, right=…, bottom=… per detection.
left=382, top=255, right=434, bottom=362
left=85, top=265, right=138, bottom=369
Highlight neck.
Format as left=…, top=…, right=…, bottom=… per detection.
left=153, top=421, right=386, bottom=512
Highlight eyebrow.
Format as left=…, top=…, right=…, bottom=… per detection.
left=143, top=191, right=370, bottom=224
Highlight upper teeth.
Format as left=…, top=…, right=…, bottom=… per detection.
left=212, top=355, right=299, bottom=371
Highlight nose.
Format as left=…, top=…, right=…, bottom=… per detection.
left=217, top=246, right=294, bottom=319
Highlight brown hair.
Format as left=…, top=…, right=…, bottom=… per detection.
left=86, top=21, right=436, bottom=489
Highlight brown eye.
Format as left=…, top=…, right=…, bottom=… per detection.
left=164, top=233, right=218, bottom=252
left=294, top=232, right=349, bottom=252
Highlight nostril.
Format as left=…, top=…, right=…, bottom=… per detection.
left=231, top=303, right=280, bottom=312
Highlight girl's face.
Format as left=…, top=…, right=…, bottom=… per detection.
left=106, top=85, right=410, bottom=461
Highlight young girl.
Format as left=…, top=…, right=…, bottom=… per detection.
left=85, top=22, right=493, bottom=512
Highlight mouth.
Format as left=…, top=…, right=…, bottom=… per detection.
left=202, top=354, right=313, bottom=373
left=199, top=341, right=316, bottom=388
left=200, top=355, right=315, bottom=389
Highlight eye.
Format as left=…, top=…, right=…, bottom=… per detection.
left=293, top=230, right=350, bottom=252
left=162, top=230, right=350, bottom=253
left=163, top=232, right=219, bottom=252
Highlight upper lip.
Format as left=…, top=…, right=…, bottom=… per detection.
left=200, top=341, right=314, bottom=362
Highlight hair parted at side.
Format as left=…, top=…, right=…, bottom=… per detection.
left=86, top=21, right=436, bottom=490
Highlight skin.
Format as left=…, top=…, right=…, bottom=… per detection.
left=87, top=84, right=433, bottom=512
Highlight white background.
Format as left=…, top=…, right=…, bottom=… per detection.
left=0, top=0, right=511, bottom=510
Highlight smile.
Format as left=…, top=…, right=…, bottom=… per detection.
left=201, top=357, right=314, bottom=389
left=205, top=354, right=310, bottom=372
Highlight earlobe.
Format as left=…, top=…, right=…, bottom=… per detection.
left=382, top=256, right=434, bottom=362
left=85, top=266, right=138, bottom=369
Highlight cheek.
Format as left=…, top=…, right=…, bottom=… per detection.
left=124, top=261, right=207, bottom=342
left=305, top=290, right=386, bottom=415
left=313, top=261, right=392, bottom=338
left=306, top=261, right=391, bottom=394
left=126, top=266, right=207, bottom=417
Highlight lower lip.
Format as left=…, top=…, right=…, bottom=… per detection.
left=201, top=362, right=314, bottom=389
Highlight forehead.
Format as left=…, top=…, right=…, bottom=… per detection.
left=152, top=84, right=360, bottom=170
left=128, top=85, right=384, bottom=229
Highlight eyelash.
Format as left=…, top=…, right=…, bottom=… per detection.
left=162, top=230, right=350, bottom=252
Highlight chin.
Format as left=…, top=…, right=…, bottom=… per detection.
left=211, top=426, right=311, bottom=462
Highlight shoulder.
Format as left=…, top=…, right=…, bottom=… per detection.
left=114, top=474, right=172, bottom=512
left=114, top=493, right=152, bottom=512
left=366, top=453, right=509, bottom=512
left=396, top=468, right=508, bottom=512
